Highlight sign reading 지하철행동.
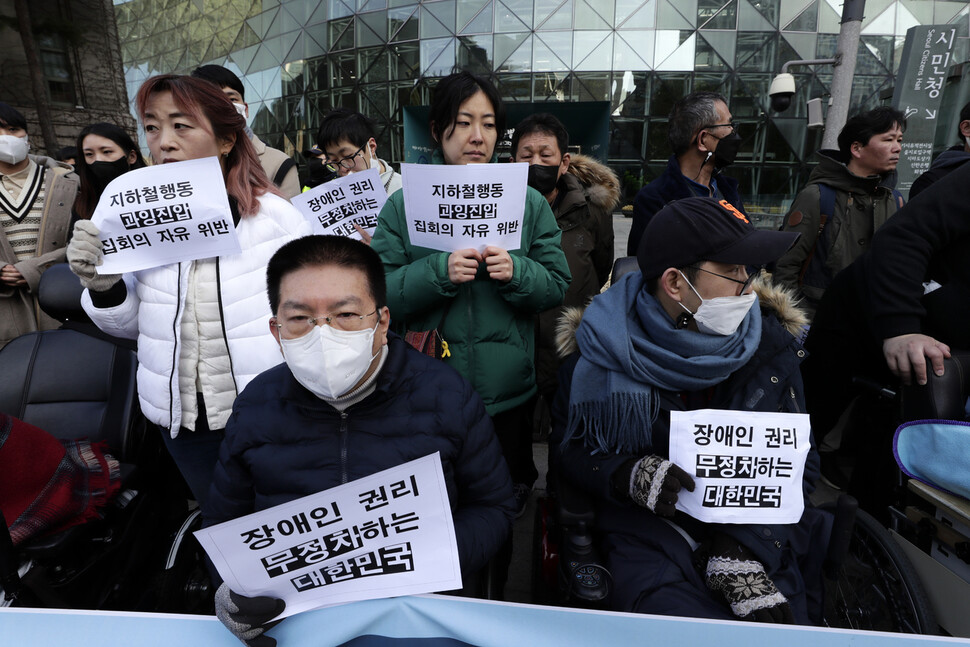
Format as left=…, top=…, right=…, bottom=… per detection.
left=91, top=157, right=240, bottom=274
left=291, top=168, right=388, bottom=240
left=668, top=409, right=811, bottom=524
left=193, top=453, right=462, bottom=618
left=401, top=162, right=527, bottom=253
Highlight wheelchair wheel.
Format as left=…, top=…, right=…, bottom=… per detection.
left=824, top=508, right=936, bottom=634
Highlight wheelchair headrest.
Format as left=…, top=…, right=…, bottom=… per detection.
left=37, top=264, right=91, bottom=324
left=901, top=351, right=970, bottom=421
left=610, top=257, right=639, bottom=284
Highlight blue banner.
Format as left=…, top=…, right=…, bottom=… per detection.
left=4, top=595, right=969, bottom=647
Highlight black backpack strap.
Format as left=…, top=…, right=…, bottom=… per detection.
left=273, top=157, right=297, bottom=188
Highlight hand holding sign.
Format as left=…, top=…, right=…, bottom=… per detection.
left=483, top=246, right=514, bottom=283
left=628, top=455, right=695, bottom=517
left=448, top=248, right=483, bottom=284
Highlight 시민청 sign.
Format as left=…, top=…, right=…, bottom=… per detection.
left=668, top=409, right=811, bottom=524
left=91, top=157, right=240, bottom=274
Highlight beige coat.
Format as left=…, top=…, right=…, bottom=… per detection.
left=0, top=156, right=78, bottom=347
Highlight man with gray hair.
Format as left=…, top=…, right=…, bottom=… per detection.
left=627, top=91, right=745, bottom=255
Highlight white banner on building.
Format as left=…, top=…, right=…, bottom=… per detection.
left=291, top=168, right=387, bottom=240
left=194, top=453, right=461, bottom=618
left=668, top=409, right=811, bottom=524
left=91, top=157, right=240, bottom=274
left=401, top=163, right=527, bottom=252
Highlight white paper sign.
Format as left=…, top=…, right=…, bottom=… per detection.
left=668, top=410, right=811, bottom=524
left=401, top=162, right=527, bottom=252
left=91, top=157, right=240, bottom=274
left=194, top=453, right=462, bottom=618
left=291, top=168, right=388, bottom=240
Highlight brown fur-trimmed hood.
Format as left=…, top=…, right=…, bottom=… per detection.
left=555, top=273, right=808, bottom=359
left=566, top=154, right=621, bottom=214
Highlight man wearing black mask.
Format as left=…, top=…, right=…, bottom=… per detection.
left=510, top=113, right=618, bottom=474
left=628, top=92, right=745, bottom=256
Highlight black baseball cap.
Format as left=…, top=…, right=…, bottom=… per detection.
left=637, top=197, right=799, bottom=279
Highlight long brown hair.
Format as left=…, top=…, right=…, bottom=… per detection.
left=134, top=74, right=280, bottom=217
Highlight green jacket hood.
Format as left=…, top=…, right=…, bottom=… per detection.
left=808, top=149, right=897, bottom=195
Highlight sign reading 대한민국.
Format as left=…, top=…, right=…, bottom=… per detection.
left=291, top=168, right=388, bottom=240
left=401, top=163, right=527, bottom=252
left=193, top=453, right=462, bottom=618
left=668, top=410, right=811, bottom=524
left=91, top=157, right=240, bottom=274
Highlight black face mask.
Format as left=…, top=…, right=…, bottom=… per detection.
left=88, top=158, right=131, bottom=189
left=306, top=157, right=338, bottom=188
left=712, top=131, right=742, bottom=169
left=527, top=163, right=560, bottom=195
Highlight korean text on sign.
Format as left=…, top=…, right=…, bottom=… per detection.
left=401, top=162, right=527, bottom=253
left=193, top=453, right=460, bottom=619
left=291, top=167, right=388, bottom=241
left=668, top=410, right=811, bottom=524
left=91, top=156, right=240, bottom=274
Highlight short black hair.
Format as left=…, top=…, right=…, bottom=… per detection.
left=667, top=92, right=726, bottom=157
left=838, top=106, right=907, bottom=157
left=510, top=113, right=568, bottom=159
left=56, top=146, right=77, bottom=162
left=191, top=65, right=245, bottom=100
left=429, top=71, right=505, bottom=146
left=266, top=235, right=387, bottom=314
left=0, top=102, right=28, bottom=131
left=316, top=108, right=376, bottom=151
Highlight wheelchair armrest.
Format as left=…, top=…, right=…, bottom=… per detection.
left=557, top=478, right=596, bottom=526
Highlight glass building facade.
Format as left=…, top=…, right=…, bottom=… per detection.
left=114, top=0, right=969, bottom=217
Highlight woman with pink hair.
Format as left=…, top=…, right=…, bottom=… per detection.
left=67, top=75, right=311, bottom=507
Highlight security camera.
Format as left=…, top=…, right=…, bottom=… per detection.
left=768, top=73, right=796, bottom=112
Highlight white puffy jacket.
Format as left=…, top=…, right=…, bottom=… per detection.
left=81, top=193, right=312, bottom=436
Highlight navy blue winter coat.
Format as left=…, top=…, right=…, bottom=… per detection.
left=206, top=334, right=516, bottom=574
left=627, top=155, right=746, bottom=256
left=551, top=284, right=829, bottom=624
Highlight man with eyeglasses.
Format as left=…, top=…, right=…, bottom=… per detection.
left=317, top=108, right=402, bottom=196
left=206, top=235, right=515, bottom=647
left=552, top=197, right=831, bottom=625
left=627, top=91, right=745, bottom=256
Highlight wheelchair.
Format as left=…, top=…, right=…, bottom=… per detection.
left=532, top=257, right=937, bottom=633
left=0, top=264, right=212, bottom=614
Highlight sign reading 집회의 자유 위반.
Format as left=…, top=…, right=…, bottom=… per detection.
left=401, top=162, right=527, bottom=253
left=91, top=157, right=240, bottom=274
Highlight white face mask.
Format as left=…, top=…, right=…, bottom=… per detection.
left=369, top=153, right=381, bottom=171
left=678, top=271, right=757, bottom=336
left=279, top=320, right=379, bottom=399
left=0, top=135, right=29, bottom=165
left=232, top=102, right=248, bottom=120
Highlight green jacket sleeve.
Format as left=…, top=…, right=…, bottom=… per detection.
left=497, top=190, right=571, bottom=312
left=371, top=194, right=457, bottom=321
left=773, top=185, right=822, bottom=293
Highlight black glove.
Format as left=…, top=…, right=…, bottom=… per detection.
left=214, top=582, right=286, bottom=647
left=704, top=534, right=794, bottom=623
left=628, top=454, right=695, bottom=517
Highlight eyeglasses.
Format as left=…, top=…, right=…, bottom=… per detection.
left=275, top=309, right=379, bottom=338
left=330, top=145, right=365, bottom=170
left=703, top=121, right=739, bottom=135
left=688, top=265, right=760, bottom=295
